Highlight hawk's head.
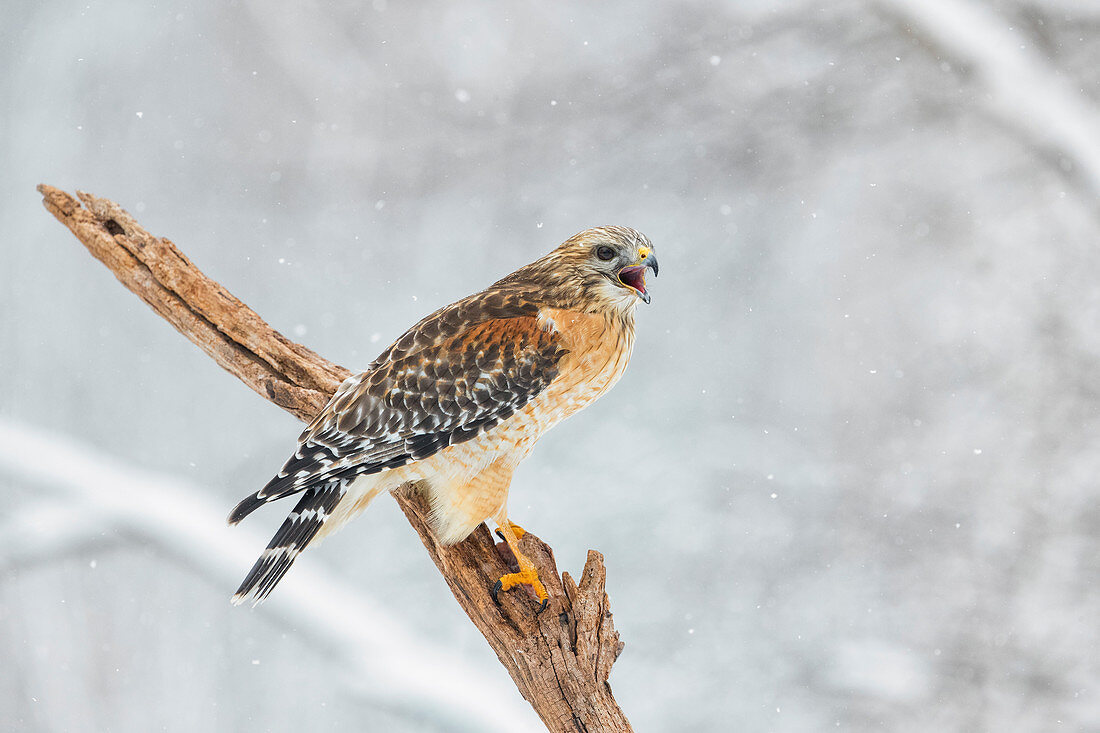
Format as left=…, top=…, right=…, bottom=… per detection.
left=512, top=226, right=659, bottom=313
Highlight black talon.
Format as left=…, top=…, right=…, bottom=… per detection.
left=491, top=579, right=503, bottom=605
left=495, top=528, right=506, bottom=542
left=536, top=597, right=549, bottom=616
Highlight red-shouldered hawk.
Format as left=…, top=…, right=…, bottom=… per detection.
left=228, top=226, right=658, bottom=610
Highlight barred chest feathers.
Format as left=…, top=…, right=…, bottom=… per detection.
left=527, top=306, right=636, bottom=432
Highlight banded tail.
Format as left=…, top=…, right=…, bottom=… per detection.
left=230, top=478, right=348, bottom=605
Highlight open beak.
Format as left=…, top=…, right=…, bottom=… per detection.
left=617, top=251, right=659, bottom=304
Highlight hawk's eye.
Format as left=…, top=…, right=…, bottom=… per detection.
left=596, top=246, right=615, bottom=261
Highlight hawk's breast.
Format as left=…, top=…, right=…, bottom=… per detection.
left=518, top=307, right=636, bottom=435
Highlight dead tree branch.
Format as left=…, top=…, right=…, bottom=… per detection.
left=37, top=184, right=631, bottom=733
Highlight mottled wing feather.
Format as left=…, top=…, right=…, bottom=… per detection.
left=228, top=286, right=565, bottom=524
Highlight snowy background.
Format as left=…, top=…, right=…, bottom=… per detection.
left=3, top=0, right=1099, bottom=730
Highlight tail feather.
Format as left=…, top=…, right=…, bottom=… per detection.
left=230, top=478, right=348, bottom=605
left=227, top=492, right=267, bottom=525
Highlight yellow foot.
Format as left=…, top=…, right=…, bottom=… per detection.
left=491, top=568, right=549, bottom=614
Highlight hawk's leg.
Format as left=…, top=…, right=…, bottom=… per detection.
left=494, top=521, right=526, bottom=541
left=491, top=519, right=549, bottom=614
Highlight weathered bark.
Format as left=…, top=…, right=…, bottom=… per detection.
left=38, top=185, right=631, bottom=733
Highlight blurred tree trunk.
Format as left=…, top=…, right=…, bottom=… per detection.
left=39, top=185, right=632, bottom=733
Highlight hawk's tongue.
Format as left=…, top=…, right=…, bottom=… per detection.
left=618, top=266, right=647, bottom=295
